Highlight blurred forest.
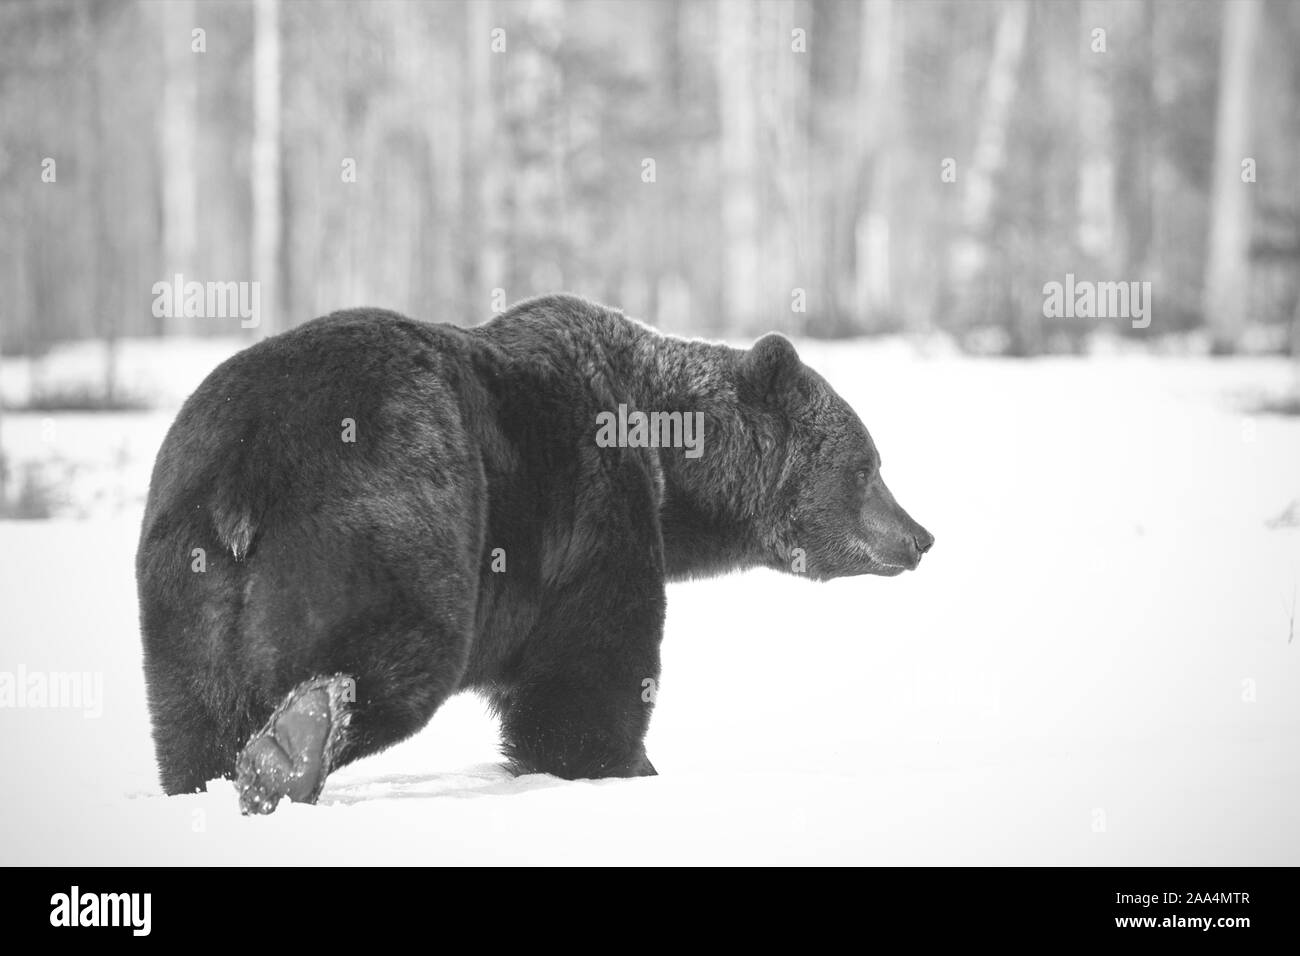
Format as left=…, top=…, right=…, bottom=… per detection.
left=2, top=0, right=1300, bottom=362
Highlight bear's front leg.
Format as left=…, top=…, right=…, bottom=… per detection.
left=496, top=554, right=665, bottom=780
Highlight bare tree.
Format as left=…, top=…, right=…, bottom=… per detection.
left=158, top=0, right=198, bottom=336
left=252, top=0, right=283, bottom=336
left=1114, top=0, right=1156, bottom=281
left=464, top=0, right=506, bottom=311
left=86, top=3, right=119, bottom=403
left=716, top=0, right=760, bottom=331
left=950, top=0, right=1029, bottom=324
left=1203, top=0, right=1263, bottom=353
left=1077, top=0, right=1117, bottom=271
left=852, top=0, right=895, bottom=330
left=780, top=0, right=812, bottom=335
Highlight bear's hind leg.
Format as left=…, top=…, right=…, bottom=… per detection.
left=234, top=634, right=471, bottom=814
left=235, top=674, right=352, bottom=815
left=153, top=705, right=236, bottom=796
left=146, top=671, right=246, bottom=796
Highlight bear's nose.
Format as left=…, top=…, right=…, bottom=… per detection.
left=912, top=530, right=935, bottom=555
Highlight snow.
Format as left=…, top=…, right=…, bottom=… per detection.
left=1, top=337, right=1298, bottom=864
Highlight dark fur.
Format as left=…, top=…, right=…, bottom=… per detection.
left=136, top=293, right=932, bottom=795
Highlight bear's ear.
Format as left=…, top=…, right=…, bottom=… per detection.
left=743, top=333, right=801, bottom=401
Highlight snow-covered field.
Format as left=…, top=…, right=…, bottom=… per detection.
left=2, top=337, right=1298, bottom=864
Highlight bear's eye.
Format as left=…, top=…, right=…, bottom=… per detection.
left=855, top=468, right=869, bottom=483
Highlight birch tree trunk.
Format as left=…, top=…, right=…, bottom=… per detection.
left=252, top=0, right=283, bottom=335
left=1203, top=0, right=1263, bottom=353
left=852, top=0, right=895, bottom=330
left=158, top=0, right=197, bottom=336
left=951, top=0, right=1029, bottom=304
left=716, top=0, right=760, bottom=331
left=1077, top=0, right=1116, bottom=268
left=784, top=0, right=812, bottom=335
left=464, top=0, right=505, bottom=311
left=85, top=3, right=118, bottom=402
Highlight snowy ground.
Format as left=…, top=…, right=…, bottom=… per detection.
left=1, top=337, right=1298, bottom=865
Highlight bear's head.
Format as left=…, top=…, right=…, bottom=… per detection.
left=742, top=333, right=934, bottom=581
